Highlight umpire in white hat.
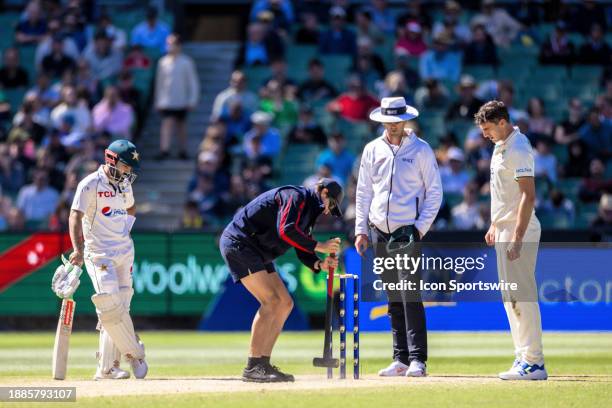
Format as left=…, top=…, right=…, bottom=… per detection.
left=355, top=97, right=443, bottom=377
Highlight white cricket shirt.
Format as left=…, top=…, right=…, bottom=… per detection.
left=355, top=130, right=443, bottom=236
left=490, top=127, right=536, bottom=224
left=71, top=165, right=135, bottom=252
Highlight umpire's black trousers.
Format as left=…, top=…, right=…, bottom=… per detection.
left=370, top=225, right=427, bottom=364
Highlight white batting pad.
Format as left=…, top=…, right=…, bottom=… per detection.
left=120, top=287, right=134, bottom=311
left=91, top=293, right=144, bottom=359
left=98, top=328, right=121, bottom=373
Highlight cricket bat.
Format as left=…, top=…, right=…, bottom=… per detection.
left=52, top=297, right=76, bottom=380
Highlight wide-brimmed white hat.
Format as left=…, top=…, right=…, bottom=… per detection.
left=369, top=97, right=419, bottom=123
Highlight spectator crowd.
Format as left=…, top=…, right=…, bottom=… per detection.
left=0, top=0, right=181, bottom=231
left=188, top=0, right=611, bottom=237
left=0, top=0, right=609, bottom=238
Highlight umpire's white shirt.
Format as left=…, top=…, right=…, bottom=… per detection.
left=355, top=130, right=443, bottom=236
left=71, top=165, right=135, bottom=253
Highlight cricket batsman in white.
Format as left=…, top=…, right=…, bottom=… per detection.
left=66, top=139, right=147, bottom=379
left=475, top=101, right=547, bottom=380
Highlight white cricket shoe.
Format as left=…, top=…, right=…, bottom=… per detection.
left=127, top=356, right=148, bottom=379
left=499, top=362, right=548, bottom=381
left=94, top=365, right=130, bottom=380
left=406, top=360, right=427, bottom=377
left=378, top=360, right=409, bottom=377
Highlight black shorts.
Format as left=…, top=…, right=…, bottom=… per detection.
left=219, top=232, right=276, bottom=283
left=160, top=108, right=188, bottom=120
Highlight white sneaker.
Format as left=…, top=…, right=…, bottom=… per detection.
left=127, top=356, right=148, bottom=379
left=499, top=362, right=548, bottom=381
left=406, top=360, right=427, bottom=377
left=378, top=360, right=409, bottom=377
left=94, top=366, right=130, bottom=380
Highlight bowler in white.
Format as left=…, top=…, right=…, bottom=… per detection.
left=475, top=100, right=547, bottom=381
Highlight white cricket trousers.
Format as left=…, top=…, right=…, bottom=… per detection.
left=84, top=244, right=136, bottom=372
left=84, top=244, right=134, bottom=295
left=495, top=217, right=544, bottom=365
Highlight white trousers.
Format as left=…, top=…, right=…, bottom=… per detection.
left=84, top=245, right=134, bottom=295
left=495, top=217, right=544, bottom=365
left=84, top=245, right=135, bottom=372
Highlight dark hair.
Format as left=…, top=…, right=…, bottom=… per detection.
left=474, top=100, right=510, bottom=125
left=359, top=10, right=372, bottom=20
left=308, top=58, right=323, bottom=68
left=526, top=97, right=545, bottom=116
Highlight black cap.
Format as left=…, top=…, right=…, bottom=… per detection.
left=318, top=178, right=344, bottom=217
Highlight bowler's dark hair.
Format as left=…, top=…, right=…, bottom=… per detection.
left=474, top=100, right=510, bottom=125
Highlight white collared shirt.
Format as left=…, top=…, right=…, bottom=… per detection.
left=355, top=130, right=443, bottom=236
left=490, top=127, right=536, bottom=224
left=71, top=165, right=135, bottom=253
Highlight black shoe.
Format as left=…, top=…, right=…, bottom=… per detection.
left=265, top=364, right=294, bottom=382
left=154, top=151, right=169, bottom=161
left=178, top=151, right=189, bottom=160
left=241, top=363, right=294, bottom=383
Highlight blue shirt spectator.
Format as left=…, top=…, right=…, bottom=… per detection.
left=319, top=7, right=357, bottom=56
left=315, top=133, right=355, bottom=185
left=419, top=33, right=462, bottom=83
left=130, top=7, right=170, bottom=54
left=362, top=0, right=396, bottom=34
left=579, top=108, right=612, bottom=159
left=15, top=3, right=47, bottom=45
left=250, top=0, right=294, bottom=25
left=250, top=0, right=294, bottom=32
left=243, top=111, right=281, bottom=159
left=16, top=171, right=59, bottom=222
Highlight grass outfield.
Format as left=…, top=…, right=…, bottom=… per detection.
left=0, top=331, right=610, bottom=407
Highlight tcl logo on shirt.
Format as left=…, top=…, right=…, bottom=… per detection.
left=98, top=191, right=116, bottom=198
left=101, top=206, right=127, bottom=217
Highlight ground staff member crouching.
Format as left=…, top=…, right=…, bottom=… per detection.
left=475, top=100, right=547, bottom=381
left=355, top=97, right=443, bottom=377
left=220, top=179, right=344, bottom=383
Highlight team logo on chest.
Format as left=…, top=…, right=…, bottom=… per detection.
left=98, top=190, right=116, bottom=198
left=101, top=206, right=127, bottom=217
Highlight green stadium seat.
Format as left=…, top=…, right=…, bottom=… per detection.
left=606, top=160, right=612, bottom=179
left=280, top=144, right=322, bottom=184
left=244, top=66, right=271, bottom=92
left=319, top=55, right=353, bottom=88
left=18, top=46, right=36, bottom=77
left=537, top=212, right=572, bottom=229
left=497, top=64, right=529, bottom=83
left=556, top=177, right=581, bottom=198
left=498, top=45, right=538, bottom=62
left=379, top=34, right=396, bottom=70
left=521, top=84, right=561, bottom=104
left=447, top=120, right=474, bottom=146
left=463, top=65, right=495, bottom=80
left=552, top=144, right=569, bottom=166
left=566, top=33, right=584, bottom=47
left=527, top=66, right=568, bottom=81
left=142, top=47, right=162, bottom=63
left=114, top=10, right=144, bottom=32
left=574, top=203, right=598, bottom=228
left=4, top=88, right=26, bottom=112
left=570, top=66, right=603, bottom=84
left=563, top=84, right=599, bottom=101
left=286, top=45, right=317, bottom=71
left=445, top=193, right=463, bottom=209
